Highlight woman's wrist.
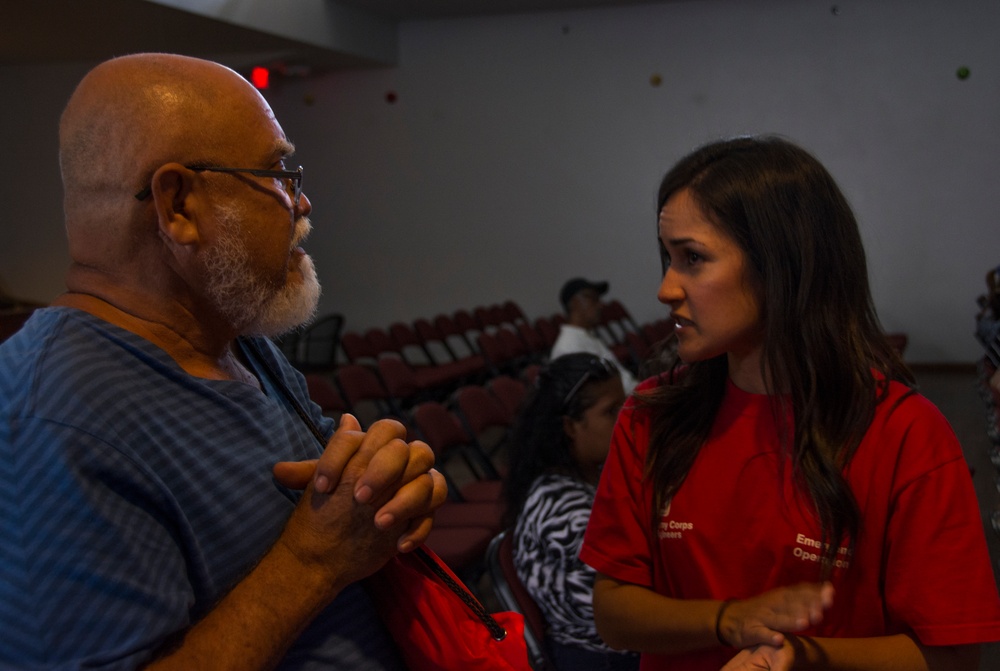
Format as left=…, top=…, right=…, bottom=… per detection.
left=715, top=599, right=735, bottom=647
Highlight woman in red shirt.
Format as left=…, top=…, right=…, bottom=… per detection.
left=580, top=136, right=1000, bottom=671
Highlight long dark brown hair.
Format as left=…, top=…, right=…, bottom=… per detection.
left=642, top=136, right=913, bottom=574
left=503, top=353, right=621, bottom=527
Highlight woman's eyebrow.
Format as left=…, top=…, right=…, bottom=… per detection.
left=663, top=236, right=697, bottom=247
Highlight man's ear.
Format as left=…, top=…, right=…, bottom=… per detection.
left=149, top=163, right=200, bottom=246
left=564, top=295, right=576, bottom=315
left=567, top=294, right=583, bottom=319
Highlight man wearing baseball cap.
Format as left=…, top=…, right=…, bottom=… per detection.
left=550, top=278, right=638, bottom=395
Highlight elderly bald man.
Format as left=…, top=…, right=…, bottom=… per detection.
left=0, top=53, right=446, bottom=670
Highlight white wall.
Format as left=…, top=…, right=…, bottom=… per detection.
left=2, top=0, right=998, bottom=362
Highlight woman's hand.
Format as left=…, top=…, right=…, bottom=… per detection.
left=720, top=642, right=794, bottom=671
left=718, top=582, right=834, bottom=649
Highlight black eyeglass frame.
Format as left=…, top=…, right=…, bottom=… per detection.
left=133, top=165, right=303, bottom=206
left=561, top=357, right=618, bottom=413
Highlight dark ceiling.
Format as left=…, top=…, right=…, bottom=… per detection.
left=0, top=0, right=661, bottom=69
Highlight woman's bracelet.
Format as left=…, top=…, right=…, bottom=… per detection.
left=715, top=599, right=735, bottom=646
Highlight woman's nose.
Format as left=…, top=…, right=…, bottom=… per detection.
left=657, top=267, right=683, bottom=306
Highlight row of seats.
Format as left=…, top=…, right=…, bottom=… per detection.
left=290, top=298, right=672, bottom=583
left=283, top=298, right=675, bottom=374
left=296, top=299, right=674, bottom=420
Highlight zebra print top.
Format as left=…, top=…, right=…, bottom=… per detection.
left=512, top=473, right=617, bottom=653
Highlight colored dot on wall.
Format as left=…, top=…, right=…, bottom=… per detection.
left=650, top=73, right=663, bottom=87
left=385, top=91, right=398, bottom=104
left=957, top=66, right=970, bottom=80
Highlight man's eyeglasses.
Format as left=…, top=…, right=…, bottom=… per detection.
left=134, top=165, right=304, bottom=208
left=562, top=357, right=618, bottom=412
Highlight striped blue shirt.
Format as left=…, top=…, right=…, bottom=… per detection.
left=0, top=308, right=403, bottom=670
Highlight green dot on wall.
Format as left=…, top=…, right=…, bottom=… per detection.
left=957, top=66, right=970, bottom=80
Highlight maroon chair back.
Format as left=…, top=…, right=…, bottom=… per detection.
left=486, top=530, right=552, bottom=670
left=304, top=374, right=348, bottom=416
left=453, top=309, right=481, bottom=338
left=411, top=401, right=473, bottom=459
left=389, top=322, right=434, bottom=367
left=453, top=384, right=513, bottom=432
left=473, top=305, right=495, bottom=332
left=376, top=356, right=422, bottom=403
left=487, top=375, right=528, bottom=418
left=516, top=321, right=546, bottom=356
left=452, top=384, right=512, bottom=477
left=440, top=312, right=479, bottom=356
left=533, top=317, right=559, bottom=349
left=500, top=300, right=527, bottom=325
left=334, top=364, right=397, bottom=426
left=416, top=317, right=465, bottom=365
left=476, top=331, right=512, bottom=376
left=488, top=304, right=508, bottom=329
left=364, top=327, right=399, bottom=358
left=411, top=400, right=501, bottom=488
left=340, top=331, right=378, bottom=365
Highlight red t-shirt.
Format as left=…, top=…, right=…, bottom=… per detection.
left=581, top=376, right=1000, bottom=670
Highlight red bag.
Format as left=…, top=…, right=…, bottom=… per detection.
left=366, top=546, right=531, bottom=671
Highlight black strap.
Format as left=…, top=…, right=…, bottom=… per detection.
left=240, top=337, right=507, bottom=641
left=240, top=337, right=328, bottom=446
left=413, top=546, right=507, bottom=640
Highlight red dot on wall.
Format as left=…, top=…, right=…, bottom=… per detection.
left=385, top=91, right=398, bottom=104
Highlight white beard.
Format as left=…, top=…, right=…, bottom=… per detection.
left=202, top=205, right=321, bottom=337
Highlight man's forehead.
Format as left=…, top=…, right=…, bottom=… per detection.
left=254, top=104, right=295, bottom=157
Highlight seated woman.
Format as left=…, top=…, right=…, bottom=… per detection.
left=503, top=352, right=639, bottom=671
